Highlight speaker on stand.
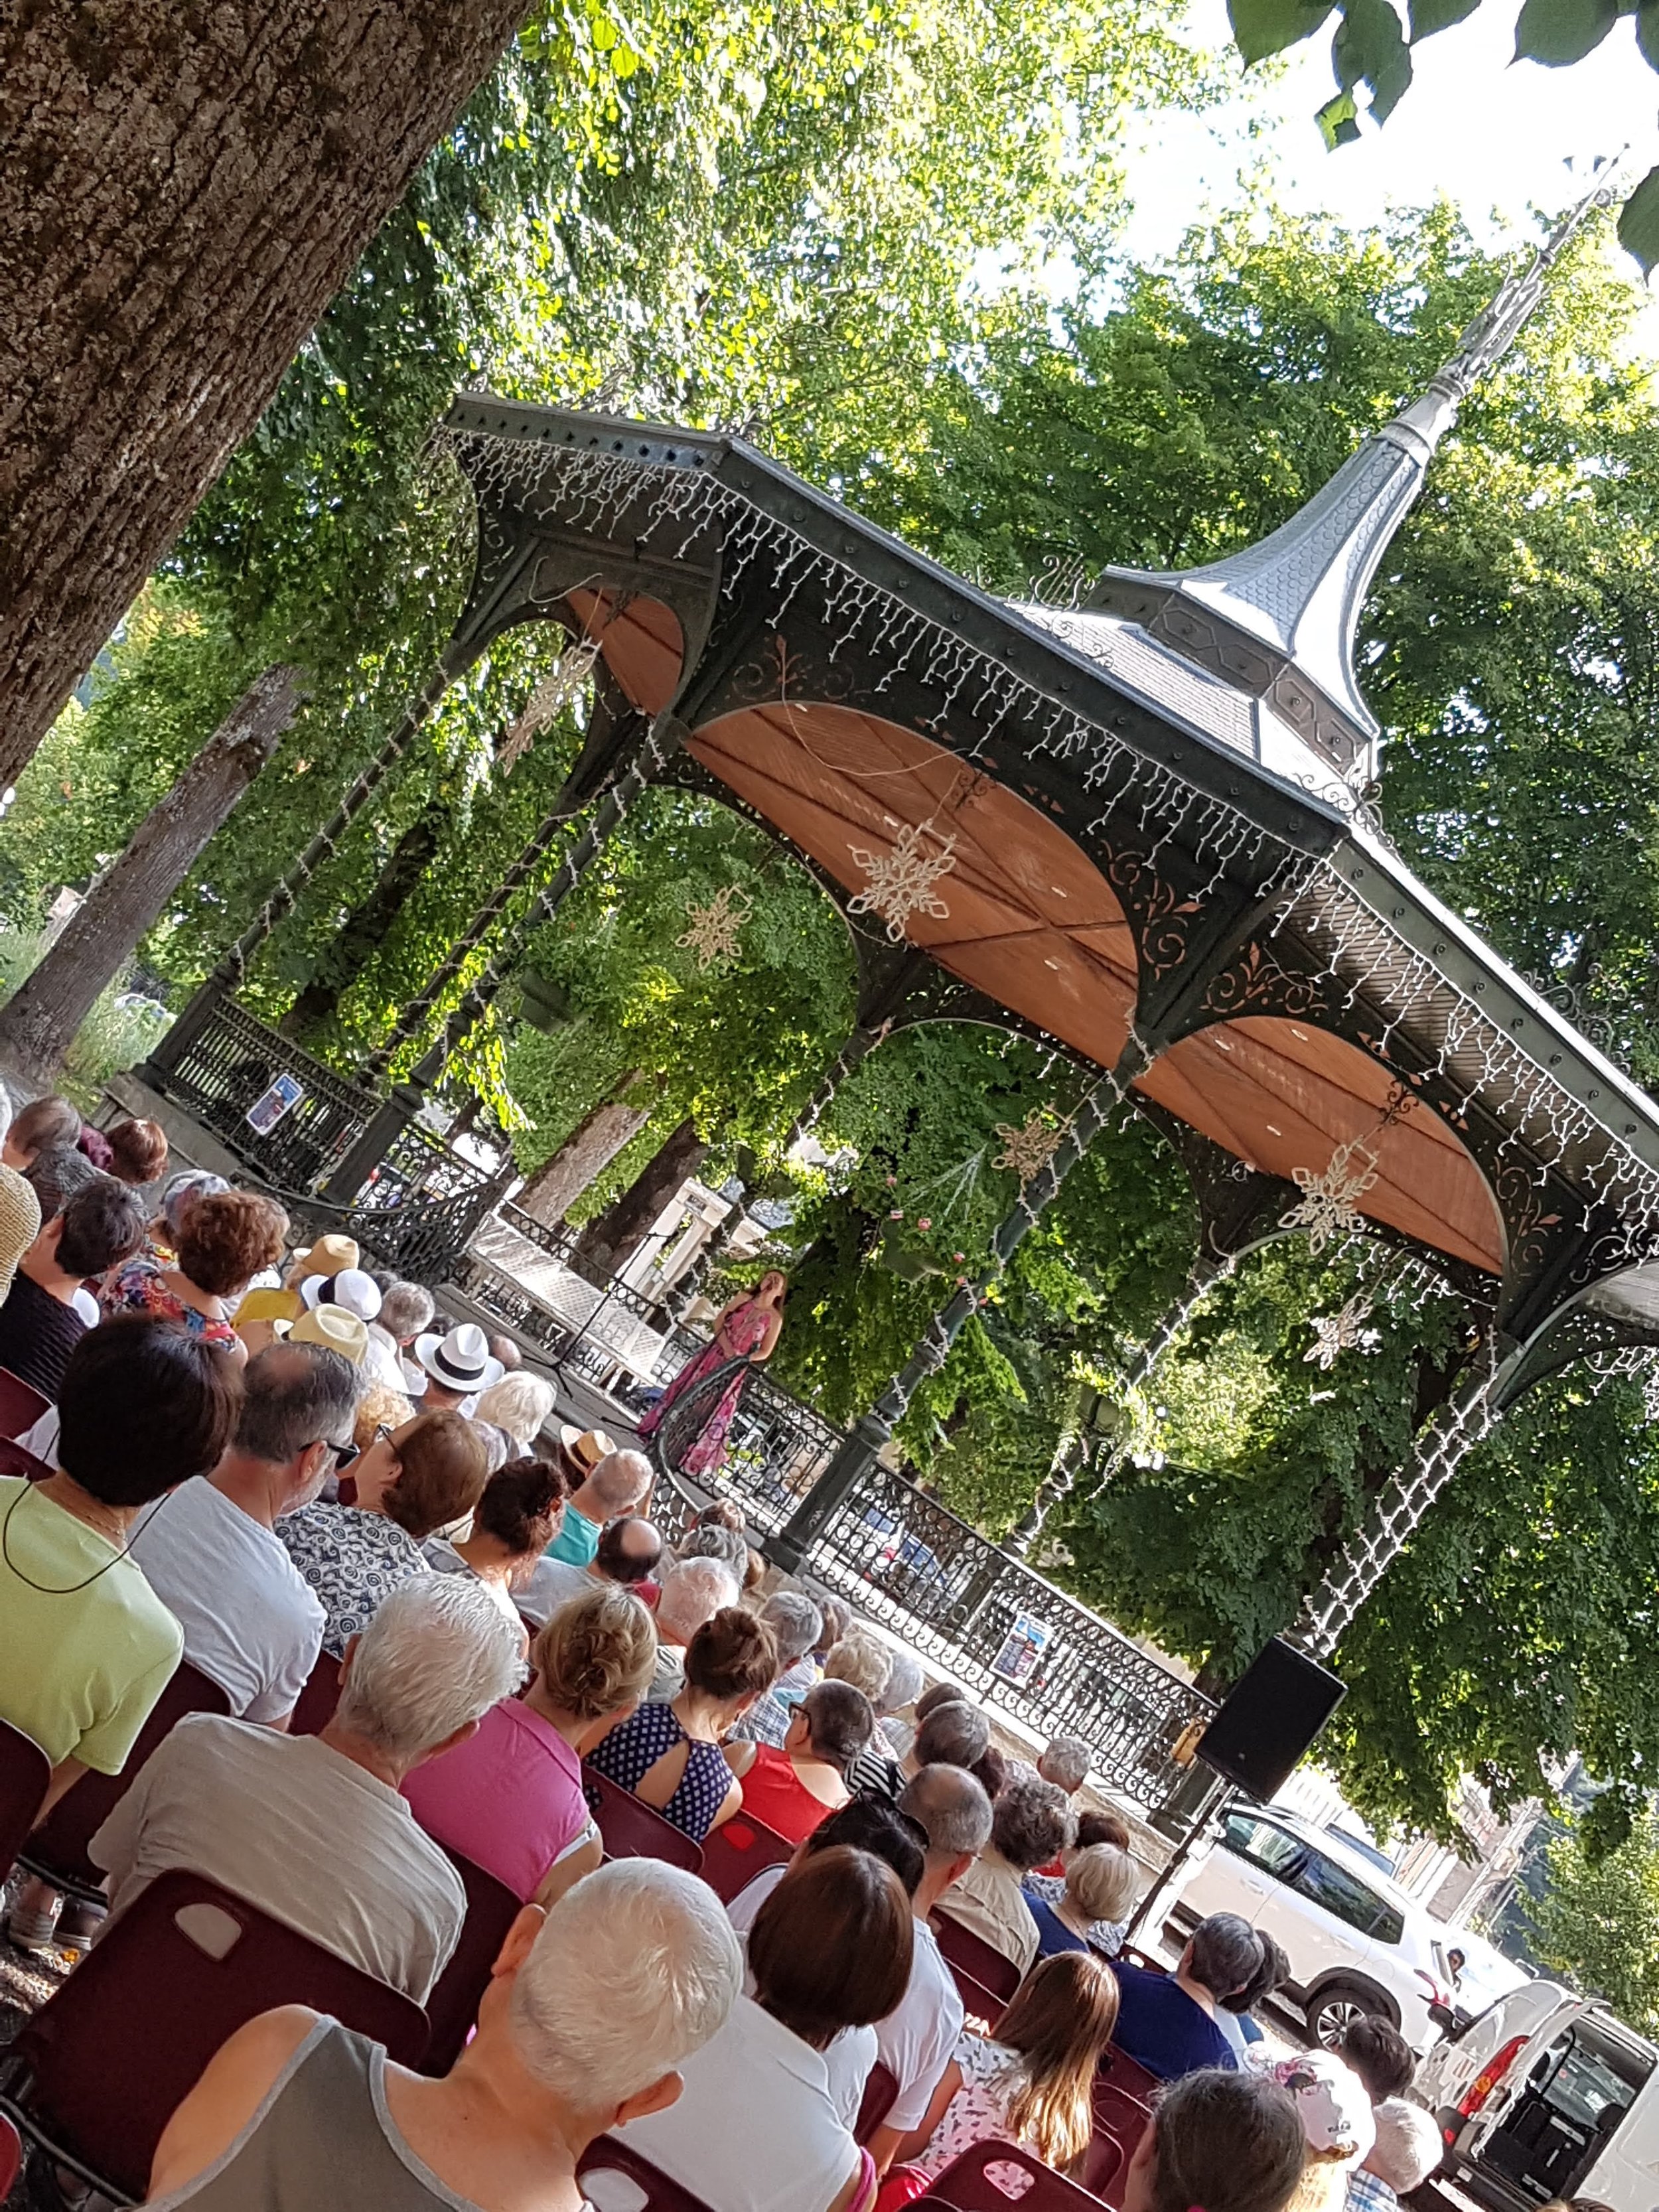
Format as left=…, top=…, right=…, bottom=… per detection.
left=1124, top=1637, right=1346, bottom=1946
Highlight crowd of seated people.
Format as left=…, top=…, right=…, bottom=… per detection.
left=0, top=1134, right=1396, bottom=2212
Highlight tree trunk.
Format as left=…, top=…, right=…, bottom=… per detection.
left=280, top=796, right=443, bottom=1037
left=0, top=0, right=532, bottom=786
left=518, top=1074, right=654, bottom=1227
left=0, top=665, right=303, bottom=1087
left=572, top=1117, right=707, bottom=1275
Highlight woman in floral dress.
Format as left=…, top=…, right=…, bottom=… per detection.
left=641, top=1270, right=786, bottom=1477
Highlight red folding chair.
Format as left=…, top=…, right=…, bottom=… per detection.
left=0, top=1868, right=429, bottom=2205
left=1078, top=2116, right=1131, bottom=2203
left=19, top=1659, right=232, bottom=1903
left=288, top=1647, right=343, bottom=1737
left=697, top=1808, right=794, bottom=1902
left=932, top=1911, right=1024, bottom=2003
left=918, top=2140, right=1108, bottom=2212
left=579, top=2133, right=718, bottom=2212
left=855, top=2061, right=899, bottom=2146
left=0, top=1436, right=52, bottom=1482
left=0, top=1368, right=49, bottom=1442
left=418, top=1850, right=524, bottom=2076
left=0, top=1718, right=51, bottom=1885
left=1098, top=2043, right=1160, bottom=2105
left=583, top=1766, right=705, bottom=1874
left=1088, top=2080, right=1149, bottom=2211
left=0, top=2110, right=21, bottom=2203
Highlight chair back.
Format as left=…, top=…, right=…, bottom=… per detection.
left=0, top=2110, right=21, bottom=2204
left=696, top=1808, right=793, bottom=1902
left=0, top=1368, right=49, bottom=1442
left=418, top=1849, right=524, bottom=2075
left=288, top=1647, right=343, bottom=1737
left=1098, top=2043, right=1160, bottom=2106
left=19, top=1659, right=232, bottom=1898
left=855, top=2061, right=898, bottom=2145
left=0, top=1718, right=51, bottom=1883
left=918, top=2140, right=1106, bottom=2212
left=9, top=1868, right=428, bottom=2203
left=0, top=1436, right=52, bottom=1481
left=932, top=1910, right=1024, bottom=2002
left=583, top=1765, right=705, bottom=1874
left=1078, top=2116, right=1131, bottom=2203
left=1088, top=2079, right=1150, bottom=2211
left=579, top=2134, right=718, bottom=2212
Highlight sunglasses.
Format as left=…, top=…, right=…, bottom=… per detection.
left=325, top=1420, right=394, bottom=1471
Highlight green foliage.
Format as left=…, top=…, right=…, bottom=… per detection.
left=1533, top=1809, right=1659, bottom=2033
left=0, top=929, right=169, bottom=1113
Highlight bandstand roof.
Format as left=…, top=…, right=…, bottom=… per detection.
left=439, top=250, right=1659, bottom=1347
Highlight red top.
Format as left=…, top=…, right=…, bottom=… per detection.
left=737, top=1744, right=841, bottom=1844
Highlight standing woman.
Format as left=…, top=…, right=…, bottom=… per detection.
left=641, top=1270, right=787, bottom=1478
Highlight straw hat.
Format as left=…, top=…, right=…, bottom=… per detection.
left=412, top=1322, right=504, bottom=1395
left=558, top=1424, right=615, bottom=1472
left=299, top=1266, right=383, bottom=1322
left=289, top=1233, right=359, bottom=1283
left=288, top=1305, right=370, bottom=1366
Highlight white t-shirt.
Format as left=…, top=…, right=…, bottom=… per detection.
left=127, top=1477, right=326, bottom=1724
left=877, top=1912, right=966, bottom=2134
left=724, top=1886, right=875, bottom=2132
left=620, top=1991, right=858, bottom=2212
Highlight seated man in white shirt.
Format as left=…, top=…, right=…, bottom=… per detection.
left=647, top=1556, right=739, bottom=1702
left=127, top=1341, right=358, bottom=1727
left=937, top=1770, right=1070, bottom=1975
left=90, top=1576, right=524, bottom=2004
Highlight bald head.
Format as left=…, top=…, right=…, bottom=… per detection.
left=900, top=1763, right=993, bottom=1863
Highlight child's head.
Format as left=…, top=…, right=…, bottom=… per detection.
left=1336, top=2016, right=1416, bottom=2104
left=1363, top=2101, right=1443, bottom=2196
left=1124, top=2068, right=1307, bottom=2212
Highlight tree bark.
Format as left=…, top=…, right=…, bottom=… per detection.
left=518, top=1074, right=655, bottom=1227
left=280, top=795, right=444, bottom=1037
left=0, top=0, right=532, bottom=786
left=0, top=664, right=303, bottom=1087
left=572, top=1117, right=707, bottom=1275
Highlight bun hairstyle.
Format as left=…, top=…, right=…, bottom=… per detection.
left=1146, top=2069, right=1307, bottom=2212
left=474, top=1455, right=569, bottom=1559
left=534, top=1583, right=657, bottom=1720
left=685, top=1605, right=780, bottom=1702
left=800, top=1678, right=875, bottom=1770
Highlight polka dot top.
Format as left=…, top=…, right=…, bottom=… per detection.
left=586, top=1700, right=732, bottom=1841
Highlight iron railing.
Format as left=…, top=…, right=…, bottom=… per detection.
left=452, top=1249, right=711, bottom=1390
left=147, top=987, right=372, bottom=1193
left=646, top=1353, right=1211, bottom=1810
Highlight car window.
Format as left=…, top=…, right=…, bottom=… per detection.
left=1372, top=1902, right=1404, bottom=1946
left=1291, top=1849, right=1388, bottom=1934
left=1222, top=1812, right=1306, bottom=1879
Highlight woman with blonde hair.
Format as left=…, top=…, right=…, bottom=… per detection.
left=1026, top=1841, right=1139, bottom=1958
left=899, top=1951, right=1122, bottom=2181
left=403, top=1582, right=658, bottom=1907
left=474, top=1369, right=556, bottom=1452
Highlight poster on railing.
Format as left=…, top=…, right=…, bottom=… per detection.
left=246, top=1073, right=305, bottom=1134
left=990, top=1608, right=1052, bottom=1688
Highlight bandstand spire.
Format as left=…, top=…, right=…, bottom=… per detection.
left=1076, top=169, right=1617, bottom=798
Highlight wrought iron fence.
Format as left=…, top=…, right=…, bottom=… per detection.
left=452, top=1250, right=711, bottom=1390
left=500, top=1203, right=578, bottom=1266
left=146, top=986, right=372, bottom=1193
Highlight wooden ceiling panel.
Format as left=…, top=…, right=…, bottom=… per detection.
left=570, top=588, right=684, bottom=714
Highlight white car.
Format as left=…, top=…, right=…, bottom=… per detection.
left=1165, top=1802, right=1456, bottom=2051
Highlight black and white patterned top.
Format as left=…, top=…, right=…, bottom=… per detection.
left=277, top=1504, right=430, bottom=1658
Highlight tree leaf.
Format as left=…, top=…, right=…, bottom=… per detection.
left=1316, top=87, right=1362, bottom=141
left=1333, top=0, right=1414, bottom=116
left=1407, top=0, right=1481, bottom=40
left=1617, top=162, right=1659, bottom=275
left=1229, top=0, right=1334, bottom=64
left=1514, top=0, right=1618, bottom=65
left=1638, top=0, right=1659, bottom=66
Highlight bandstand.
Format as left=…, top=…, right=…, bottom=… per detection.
left=133, top=194, right=1659, bottom=1812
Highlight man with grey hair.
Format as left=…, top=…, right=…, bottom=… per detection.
left=906, top=1696, right=991, bottom=1776
left=648, top=1555, right=741, bottom=1702
left=546, top=1444, right=654, bottom=1568
left=1038, top=1731, right=1091, bottom=1795
left=865, top=1764, right=995, bottom=2174
left=127, top=1341, right=356, bottom=1726
left=731, top=1588, right=824, bottom=1747
left=1349, top=2100, right=1443, bottom=2212
left=364, top=1276, right=435, bottom=1396
left=938, top=1770, right=1070, bottom=1974
left=148, top=1858, right=743, bottom=2212
left=90, top=1576, right=523, bottom=2002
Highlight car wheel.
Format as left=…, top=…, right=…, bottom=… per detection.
left=1307, top=1983, right=1390, bottom=2047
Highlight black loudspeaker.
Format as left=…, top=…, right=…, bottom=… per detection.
left=1194, top=1637, right=1346, bottom=1802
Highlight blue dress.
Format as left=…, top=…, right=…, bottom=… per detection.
left=1027, top=1895, right=1091, bottom=1959
left=1109, top=1960, right=1240, bottom=2081
left=586, top=1702, right=732, bottom=1841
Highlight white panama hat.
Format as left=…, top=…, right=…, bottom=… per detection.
left=412, top=1322, right=504, bottom=1395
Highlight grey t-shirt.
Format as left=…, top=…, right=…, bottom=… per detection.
left=518, top=1554, right=597, bottom=1629
left=90, top=1714, right=465, bottom=2003
left=127, top=1478, right=326, bottom=1724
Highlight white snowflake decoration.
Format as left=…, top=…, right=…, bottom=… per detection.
left=498, top=638, right=602, bottom=774
left=1283, top=1135, right=1380, bottom=1254
left=1303, top=1293, right=1382, bottom=1370
left=847, top=817, right=958, bottom=943
left=1644, top=1359, right=1659, bottom=1428
left=676, top=884, right=753, bottom=970
left=993, top=1108, right=1063, bottom=1184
